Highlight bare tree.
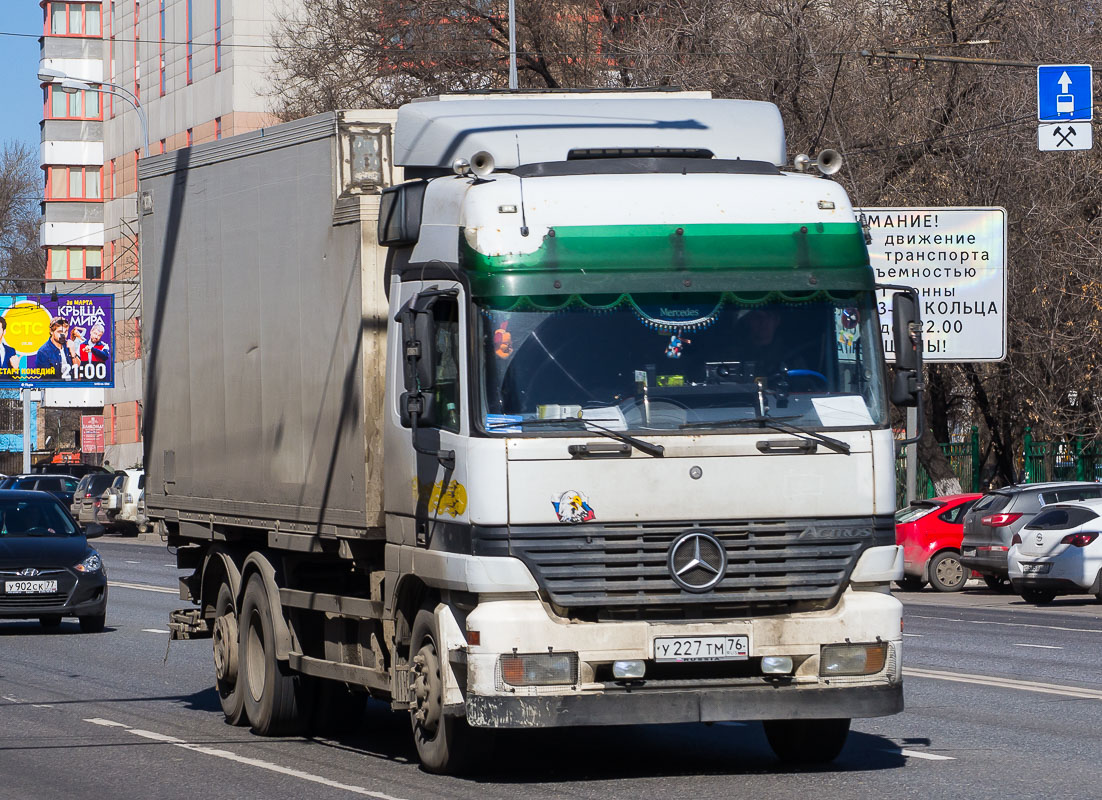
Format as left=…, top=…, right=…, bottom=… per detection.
left=0, top=141, right=44, bottom=294
left=270, top=0, right=1102, bottom=489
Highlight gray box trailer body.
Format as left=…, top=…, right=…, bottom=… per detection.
left=139, top=111, right=393, bottom=537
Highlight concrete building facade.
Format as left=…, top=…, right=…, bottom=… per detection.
left=40, top=0, right=295, bottom=467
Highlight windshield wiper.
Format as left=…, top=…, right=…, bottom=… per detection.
left=487, top=417, right=665, bottom=458
left=679, top=415, right=851, bottom=455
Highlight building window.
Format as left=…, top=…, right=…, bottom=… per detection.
left=44, top=85, right=102, bottom=120
left=46, top=166, right=102, bottom=201
left=186, top=128, right=193, bottom=147
left=215, top=117, right=222, bottom=140
left=185, top=0, right=193, bottom=84
left=214, top=0, right=222, bottom=72
left=158, top=139, right=166, bottom=154
left=47, top=247, right=103, bottom=281
left=133, top=0, right=141, bottom=101
left=159, top=0, right=165, bottom=96
left=133, top=150, right=140, bottom=193
left=46, top=2, right=102, bottom=37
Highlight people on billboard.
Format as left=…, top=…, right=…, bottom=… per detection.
left=67, top=325, right=86, bottom=371
left=81, top=323, right=110, bottom=365
left=34, top=317, right=73, bottom=381
left=0, top=315, right=21, bottom=374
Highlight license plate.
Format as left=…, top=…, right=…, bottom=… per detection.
left=1021, top=562, right=1051, bottom=575
left=962, top=547, right=976, bottom=557
left=4, top=580, right=58, bottom=594
left=654, top=635, right=749, bottom=662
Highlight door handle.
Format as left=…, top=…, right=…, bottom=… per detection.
left=756, top=438, right=817, bottom=454
left=568, top=442, right=631, bottom=458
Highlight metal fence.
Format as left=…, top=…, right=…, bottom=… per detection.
left=897, top=426, right=1102, bottom=507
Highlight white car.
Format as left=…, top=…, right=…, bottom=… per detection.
left=1008, top=497, right=1102, bottom=603
left=101, top=469, right=147, bottom=534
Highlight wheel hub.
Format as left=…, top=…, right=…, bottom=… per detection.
left=410, top=646, right=443, bottom=737
left=936, top=558, right=963, bottom=586
left=212, top=613, right=239, bottom=682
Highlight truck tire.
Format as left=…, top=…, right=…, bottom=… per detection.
left=409, top=608, right=477, bottom=774
left=239, top=573, right=310, bottom=735
left=763, top=718, right=850, bottom=764
left=927, top=550, right=968, bottom=592
left=213, top=582, right=246, bottom=725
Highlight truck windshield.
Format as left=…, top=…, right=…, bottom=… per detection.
left=476, top=290, right=888, bottom=433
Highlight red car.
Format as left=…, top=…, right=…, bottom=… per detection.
left=895, top=493, right=982, bottom=592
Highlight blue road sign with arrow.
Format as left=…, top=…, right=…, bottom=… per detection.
left=1038, top=64, right=1092, bottom=122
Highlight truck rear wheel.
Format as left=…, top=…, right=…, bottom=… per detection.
left=213, top=582, right=246, bottom=725
left=409, top=608, right=477, bottom=774
left=763, top=718, right=850, bottom=764
left=239, top=573, right=310, bottom=735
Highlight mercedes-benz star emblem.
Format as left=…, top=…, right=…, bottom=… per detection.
left=667, top=531, right=727, bottom=593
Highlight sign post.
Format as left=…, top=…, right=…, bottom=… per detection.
left=1037, top=64, right=1093, bottom=151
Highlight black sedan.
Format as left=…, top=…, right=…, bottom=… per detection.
left=0, top=474, right=80, bottom=508
left=0, top=491, right=107, bottom=632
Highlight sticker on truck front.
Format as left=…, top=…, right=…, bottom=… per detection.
left=552, top=490, right=595, bottom=523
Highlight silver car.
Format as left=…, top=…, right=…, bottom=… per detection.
left=960, top=481, right=1102, bottom=589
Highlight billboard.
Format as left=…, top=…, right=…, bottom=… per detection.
left=0, top=295, right=115, bottom=388
left=81, top=414, right=105, bottom=453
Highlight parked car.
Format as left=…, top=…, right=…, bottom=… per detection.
left=1008, top=498, right=1102, bottom=604
left=960, top=482, right=1102, bottom=589
left=0, top=474, right=81, bottom=507
left=0, top=490, right=107, bottom=632
left=895, top=493, right=982, bottom=592
left=32, top=463, right=112, bottom=480
left=71, top=473, right=119, bottom=531
left=101, top=469, right=146, bottom=535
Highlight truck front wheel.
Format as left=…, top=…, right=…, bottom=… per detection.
left=213, top=582, right=246, bottom=725
left=409, top=608, right=477, bottom=774
left=763, top=718, right=851, bottom=764
left=239, top=573, right=310, bottom=735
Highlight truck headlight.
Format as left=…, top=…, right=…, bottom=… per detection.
left=819, top=642, right=887, bottom=676
left=500, top=652, right=578, bottom=686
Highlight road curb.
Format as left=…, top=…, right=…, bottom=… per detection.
left=95, top=532, right=167, bottom=547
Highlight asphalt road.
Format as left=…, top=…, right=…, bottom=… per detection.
left=2, top=540, right=1101, bottom=800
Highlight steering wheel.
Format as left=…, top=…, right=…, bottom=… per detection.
left=785, top=369, right=829, bottom=391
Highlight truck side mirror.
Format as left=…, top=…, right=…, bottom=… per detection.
left=890, top=289, right=922, bottom=409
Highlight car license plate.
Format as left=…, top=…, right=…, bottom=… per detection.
left=1020, top=562, right=1051, bottom=575
left=4, top=580, right=58, bottom=594
left=962, top=547, right=976, bottom=557
left=654, top=635, right=749, bottom=662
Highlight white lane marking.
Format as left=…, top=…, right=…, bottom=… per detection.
left=163, top=564, right=175, bottom=567
left=124, top=560, right=141, bottom=564
left=32, top=704, right=54, bottom=709
left=902, top=633, right=923, bottom=637
left=1013, top=643, right=1063, bottom=650
left=84, top=718, right=408, bottom=799
left=909, top=613, right=1102, bottom=635
left=906, top=667, right=1102, bottom=700
left=110, top=580, right=176, bottom=595
left=142, top=628, right=171, bottom=634
left=887, top=749, right=956, bottom=761
left=2, top=695, right=21, bottom=703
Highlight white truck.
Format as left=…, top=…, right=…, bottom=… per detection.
left=143, top=92, right=923, bottom=773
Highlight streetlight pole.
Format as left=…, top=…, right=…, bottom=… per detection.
left=37, top=68, right=150, bottom=470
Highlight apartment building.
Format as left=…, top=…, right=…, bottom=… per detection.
left=40, top=0, right=294, bottom=467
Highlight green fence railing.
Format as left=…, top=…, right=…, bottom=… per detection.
left=898, top=426, right=1102, bottom=507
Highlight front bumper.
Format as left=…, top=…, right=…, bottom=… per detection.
left=467, top=681, right=902, bottom=728
left=0, top=571, right=107, bottom=619
left=458, top=589, right=903, bottom=728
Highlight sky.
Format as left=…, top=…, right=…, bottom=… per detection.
left=0, top=3, right=49, bottom=151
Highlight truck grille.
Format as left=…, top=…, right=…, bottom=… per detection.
left=480, top=518, right=884, bottom=622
